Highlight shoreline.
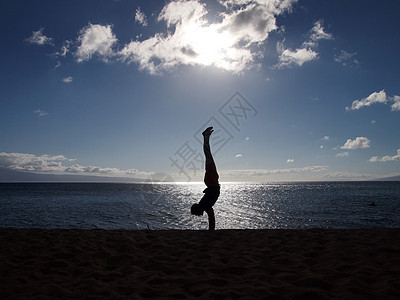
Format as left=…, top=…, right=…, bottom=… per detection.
left=1, top=228, right=399, bottom=298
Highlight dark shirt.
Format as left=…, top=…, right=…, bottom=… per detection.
left=199, top=185, right=220, bottom=210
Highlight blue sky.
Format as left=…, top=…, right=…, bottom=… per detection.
left=1, top=0, right=399, bottom=182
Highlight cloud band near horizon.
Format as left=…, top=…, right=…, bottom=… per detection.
left=0, top=152, right=152, bottom=178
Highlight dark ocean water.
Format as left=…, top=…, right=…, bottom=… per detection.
left=0, top=182, right=399, bottom=230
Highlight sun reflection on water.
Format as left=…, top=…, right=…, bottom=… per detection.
left=2, top=182, right=399, bottom=230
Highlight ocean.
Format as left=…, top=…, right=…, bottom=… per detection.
left=1, top=182, right=399, bottom=230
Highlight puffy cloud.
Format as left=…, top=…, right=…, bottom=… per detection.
left=275, top=20, right=332, bottom=68
left=31, top=1, right=318, bottom=74
left=218, top=0, right=293, bottom=44
left=392, top=95, right=400, bottom=111
left=28, top=1, right=334, bottom=74
left=308, top=20, right=333, bottom=42
left=0, top=152, right=151, bottom=178
left=135, top=7, right=148, bottom=27
left=341, top=137, right=370, bottom=149
left=218, top=0, right=296, bottom=9
left=275, top=44, right=318, bottom=68
left=75, top=23, right=118, bottom=63
left=369, top=149, right=400, bottom=162
left=0, top=152, right=69, bottom=172
left=34, top=109, right=48, bottom=117
left=334, top=50, right=358, bottom=67
left=346, top=90, right=387, bottom=111
left=286, top=158, right=294, bottom=163
left=119, top=0, right=297, bottom=74
left=346, top=90, right=400, bottom=111
left=62, top=76, right=73, bottom=83
left=26, top=28, right=53, bottom=45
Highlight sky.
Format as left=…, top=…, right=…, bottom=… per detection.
left=0, top=0, right=399, bottom=182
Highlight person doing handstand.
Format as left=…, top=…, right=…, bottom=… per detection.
left=191, top=126, right=220, bottom=230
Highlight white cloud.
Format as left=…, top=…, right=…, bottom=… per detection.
left=346, top=90, right=400, bottom=111
left=215, top=166, right=379, bottom=181
left=275, top=44, right=318, bottom=68
left=286, top=158, right=294, bottom=163
left=0, top=152, right=151, bottom=178
left=235, top=154, right=243, bottom=158
left=26, top=28, right=53, bottom=45
left=308, top=20, right=333, bottom=42
left=320, top=171, right=373, bottom=180
left=34, top=109, right=48, bottom=117
left=119, top=0, right=297, bottom=74
left=275, top=20, right=332, bottom=69
left=55, top=40, right=72, bottom=57
left=62, top=76, right=73, bottom=83
left=392, top=95, right=400, bottom=111
left=320, top=145, right=324, bottom=149
left=135, top=7, right=148, bottom=27
left=75, top=23, right=118, bottom=63
left=218, top=0, right=295, bottom=44
left=346, top=90, right=387, bottom=111
left=221, top=165, right=327, bottom=178
left=0, top=152, right=70, bottom=172
left=336, top=152, right=350, bottom=157
left=341, top=137, right=370, bottom=149
left=221, top=166, right=328, bottom=177
left=369, top=149, right=400, bottom=162
left=334, top=50, right=358, bottom=67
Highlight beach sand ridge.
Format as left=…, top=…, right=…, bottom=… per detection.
left=1, top=228, right=399, bottom=298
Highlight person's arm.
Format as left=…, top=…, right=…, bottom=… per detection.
left=205, top=207, right=215, bottom=231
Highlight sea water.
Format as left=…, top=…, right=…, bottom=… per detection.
left=0, top=182, right=399, bottom=230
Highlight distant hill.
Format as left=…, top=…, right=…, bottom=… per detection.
left=0, top=168, right=143, bottom=183
left=373, top=175, right=400, bottom=181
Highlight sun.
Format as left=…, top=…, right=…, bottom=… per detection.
left=181, top=22, right=239, bottom=70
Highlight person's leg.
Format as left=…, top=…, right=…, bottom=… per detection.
left=202, top=127, right=219, bottom=187
left=203, top=127, right=214, bottom=162
left=205, top=207, right=215, bottom=230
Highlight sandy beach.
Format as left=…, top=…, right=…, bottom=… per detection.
left=1, top=228, right=399, bottom=299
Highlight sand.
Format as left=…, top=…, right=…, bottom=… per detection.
left=0, top=228, right=399, bottom=299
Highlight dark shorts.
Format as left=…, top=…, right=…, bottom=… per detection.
left=199, top=186, right=220, bottom=210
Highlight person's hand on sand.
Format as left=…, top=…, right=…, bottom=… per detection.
left=202, top=126, right=214, bottom=137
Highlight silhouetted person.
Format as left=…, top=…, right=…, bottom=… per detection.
left=191, top=126, right=220, bottom=230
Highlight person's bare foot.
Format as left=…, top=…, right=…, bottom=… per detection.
left=202, top=126, right=214, bottom=137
